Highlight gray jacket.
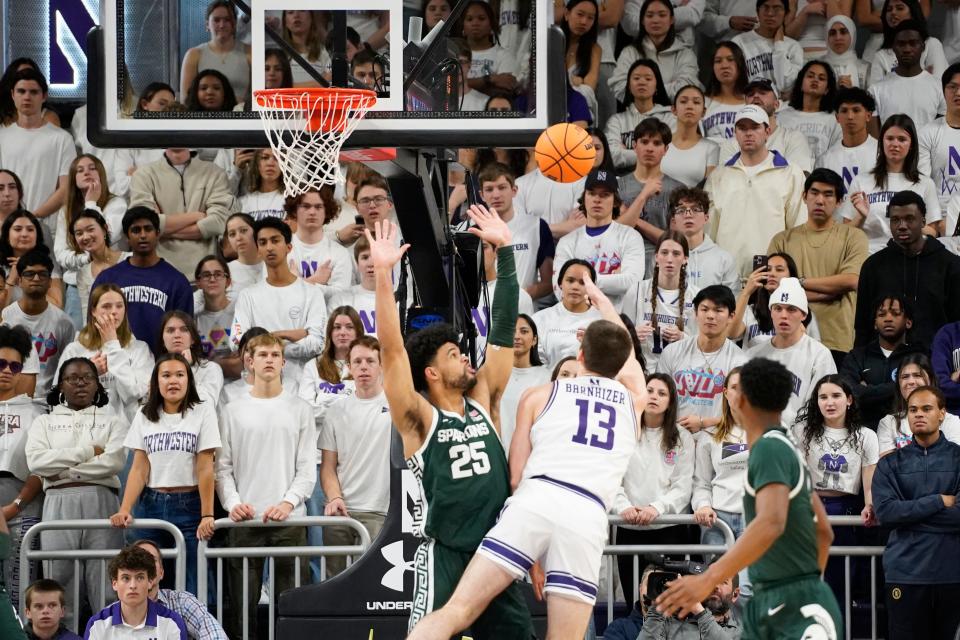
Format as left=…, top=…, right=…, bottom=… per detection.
left=638, top=609, right=741, bottom=640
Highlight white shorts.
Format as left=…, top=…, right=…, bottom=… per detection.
left=477, top=478, right=608, bottom=605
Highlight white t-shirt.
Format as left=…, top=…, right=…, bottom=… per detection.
left=876, top=411, right=960, bottom=453
left=125, top=402, right=222, bottom=488
left=791, top=424, right=879, bottom=495
left=918, top=120, right=960, bottom=210
left=553, top=223, right=647, bottom=309
left=195, top=300, right=235, bottom=359
left=746, top=335, right=837, bottom=428
left=731, top=30, right=804, bottom=95
left=0, top=395, right=45, bottom=481
left=319, top=391, right=392, bottom=514
left=0, top=123, right=76, bottom=215
left=288, top=234, right=354, bottom=293
left=816, top=137, right=879, bottom=199
left=661, top=139, right=721, bottom=188
left=515, top=171, right=585, bottom=227
left=775, top=107, right=842, bottom=161
left=868, top=72, right=946, bottom=128
left=227, top=260, right=263, bottom=297
left=692, top=425, right=749, bottom=513
left=506, top=212, right=551, bottom=289
left=702, top=98, right=746, bottom=141
left=469, top=45, right=519, bottom=79
left=1, top=302, right=75, bottom=397
left=841, top=171, right=942, bottom=254
left=621, top=280, right=700, bottom=372
left=500, top=365, right=551, bottom=450
left=238, top=191, right=285, bottom=222
left=461, top=88, right=490, bottom=112
left=656, top=336, right=747, bottom=419
left=291, top=50, right=332, bottom=86
left=328, top=285, right=377, bottom=335
left=531, top=303, right=603, bottom=366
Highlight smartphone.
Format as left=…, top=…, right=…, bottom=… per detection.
left=355, top=215, right=364, bottom=225
left=753, top=254, right=769, bottom=271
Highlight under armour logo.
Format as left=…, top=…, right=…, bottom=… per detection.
left=381, top=540, right=414, bottom=592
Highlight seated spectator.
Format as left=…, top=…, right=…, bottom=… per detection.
left=716, top=79, right=813, bottom=172
left=605, top=60, right=676, bottom=169
left=657, top=285, right=746, bottom=427
left=60, top=284, right=153, bottom=423
left=472, top=240, right=535, bottom=357
left=1, top=251, right=75, bottom=396
left=111, top=83, right=176, bottom=199
left=840, top=294, right=925, bottom=429
left=868, top=1, right=947, bottom=86
left=872, top=386, right=960, bottom=640
left=237, top=149, right=285, bottom=222
left=216, top=333, right=315, bottom=639
left=329, top=237, right=377, bottom=335
left=0, top=69, right=75, bottom=242
left=769, top=168, right=867, bottom=362
left=350, top=49, right=385, bottom=92
left=70, top=210, right=127, bottom=322
left=554, top=167, right=645, bottom=308
left=622, top=231, right=700, bottom=371
left=0, top=58, right=60, bottom=127
left=868, top=21, right=946, bottom=127
left=133, top=539, right=227, bottom=640
left=0, top=210, right=64, bottom=309
left=918, top=63, right=960, bottom=216
left=638, top=571, right=741, bottom=639
left=600, top=568, right=645, bottom=640
left=532, top=259, right=602, bottom=365
left=843, top=116, right=940, bottom=254
left=25, top=358, right=125, bottom=629
left=285, top=187, right=353, bottom=292
left=332, top=174, right=394, bottom=250
left=931, top=319, right=960, bottom=415
left=55, top=155, right=127, bottom=327
left=111, top=353, right=220, bottom=596
left=156, top=311, right=223, bottom=406
left=0, top=169, right=23, bottom=227
left=180, top=0, right=251, bottom=101
left=223, top=213, right=263, bottom=296
left=231, top=218, right=327, bottom=385
left=613, top=373, right=695, bottom=599
left=783, top=0, right=833, bottom=57
left=84, top=546, right=187, bottom=640
left=499, top=315, right=550, bottom=449
left=820, top=16, right=868, bottom=88
left=701, top=42, right=748, bottom=141
left=776, top=61, right=842, bottom=160
left=616, top=119, right=684, bottom=273
left=184, top=69, right=238, bottom=113
left=0, top=326, right=44, bottom=610
left=194, top=256, right=234, bottom=366
left=283, top=10, right=333, bottom=86
left=667, top=188, right=739, bottom=293
left=877, top=353, right=960, bottom=455
left=22, top=579, right=79, bottom=640
left=731, top=0, right=803, bottom=95
left=745, top=277, right=837, bottom=427
left=461, top=1, right=519, bottom=95
left=792, top=375, right=879, bottom=605
left=559, top=0, right=601, bottom=119
left=513, top=163, right=586, bottom=239
left=854, top=191, right=960, bottom=348
left=451, top=40, right=489, bottom=111
left=661, top=86, right=720, bottom=189
left=320, top=336, right=390, bottom=577
left=706, top=105, right=806, bottom=280
left=816, top=87, right=877, bottom=193
left=262, top=48, right=293, bottom=91
left=92, top=208, right=194, bottom=347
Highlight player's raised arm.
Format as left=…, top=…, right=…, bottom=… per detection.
left=366, top=220, right=433, bottom=453
left=583, top=274, right=648, bottom=421
left=467, top=204, right=519, bottom=413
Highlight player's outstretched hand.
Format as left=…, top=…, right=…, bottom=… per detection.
left=656, top=572, right=715, bottom=619
left=363, top=220, right=410, bottom=271
left=465, top=204, right=513, bottom=249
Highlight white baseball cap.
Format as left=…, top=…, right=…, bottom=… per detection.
left=769, top=277, right=808, bottom=314
left=734, top=105, right=770, bottom=126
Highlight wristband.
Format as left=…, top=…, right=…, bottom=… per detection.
left=326, top=496, right=343, bottom=504
left=200, top=515, right=214, bottom=520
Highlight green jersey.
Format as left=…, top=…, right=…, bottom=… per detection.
left=743, top=427, right=820, bottom=586
left=407, top=398, right=510, bottom=552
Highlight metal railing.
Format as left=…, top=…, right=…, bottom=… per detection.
left=19, top=519, right=186, bottom=632
left=828, top=516, right=885, bottom=640
left=197, top=515, right=372, bottom=640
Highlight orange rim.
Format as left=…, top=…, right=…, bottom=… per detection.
left=254, top=87, right=377, bottom=133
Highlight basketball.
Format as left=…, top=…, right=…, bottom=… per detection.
left=535, top=123, right=596, bottom=183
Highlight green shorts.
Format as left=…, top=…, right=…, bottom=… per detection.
left=409, top=539, right=535, bottom=639
left=742, top=576, right=842, bottom=640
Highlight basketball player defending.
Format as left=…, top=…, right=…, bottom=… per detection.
left=657, top=358, right=842, bottom=639
left=367, top=209, right=535, bottom=638
left=407, top=275, right=649, bottom=640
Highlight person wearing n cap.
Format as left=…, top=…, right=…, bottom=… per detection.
left=745, top=276, right=837, bottom=427
left=705, top=103, right=806, bottom=282
left=553, top=167, right=646, bottom=309
left=717, top=78, right=814, bottom=172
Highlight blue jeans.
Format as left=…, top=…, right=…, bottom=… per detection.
left=134, top=487, right=200, bottom=595
left=701, top=509, right=752, bottom=599
left=64, top=283, right=83, bottom=330
left=304, top=465, right=326, bottom=582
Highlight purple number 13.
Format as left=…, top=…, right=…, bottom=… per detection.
left=573, top=400, right=616, bottom=450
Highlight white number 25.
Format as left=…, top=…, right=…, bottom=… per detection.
left=449, top=441, right=491, bottom=479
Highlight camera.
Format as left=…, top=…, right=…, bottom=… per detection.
left=644, top=559, right=707, bottom=604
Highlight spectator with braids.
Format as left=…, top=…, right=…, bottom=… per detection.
left=621, top=231, right=700, bottom=371
left=877, top=353, right=960, bottom=455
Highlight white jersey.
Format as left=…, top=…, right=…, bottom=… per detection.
left=521, top=375, right=639, bottom=510
left=840, top=171, right=942, bottom=254
left=918, top=120, right=960, bottom=210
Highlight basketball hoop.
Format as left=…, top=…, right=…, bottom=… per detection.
left=253, top=88, right=377, bottom=196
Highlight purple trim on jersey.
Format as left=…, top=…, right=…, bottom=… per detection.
left=545, top=571, right=598, bottom=598
left=479, top=537, right=535, bottom=573
left=531, top=475, right=605, bottom=510
left=533, top=382, right=559, bottom=423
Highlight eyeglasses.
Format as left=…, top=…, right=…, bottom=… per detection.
left=199, top=271, right=227, bottom=280
left=357, top=195, right=390, bottom=207
left=674, top=207, right=705, bottom=216
left=0, top=359, right=23, bottom=374
left=62, top=374, right=97, bottom=385
left=20, top=270, right=50, bottom=281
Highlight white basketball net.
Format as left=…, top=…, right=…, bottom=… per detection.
left=254, top=89, right=377, bottom=197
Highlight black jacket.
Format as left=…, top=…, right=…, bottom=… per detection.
left=854, top=237, right=960, bottom=349
left=839, top=340, right=929, bottom=429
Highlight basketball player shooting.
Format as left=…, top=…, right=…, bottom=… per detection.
left=407, top=275, right=648, bottom=640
